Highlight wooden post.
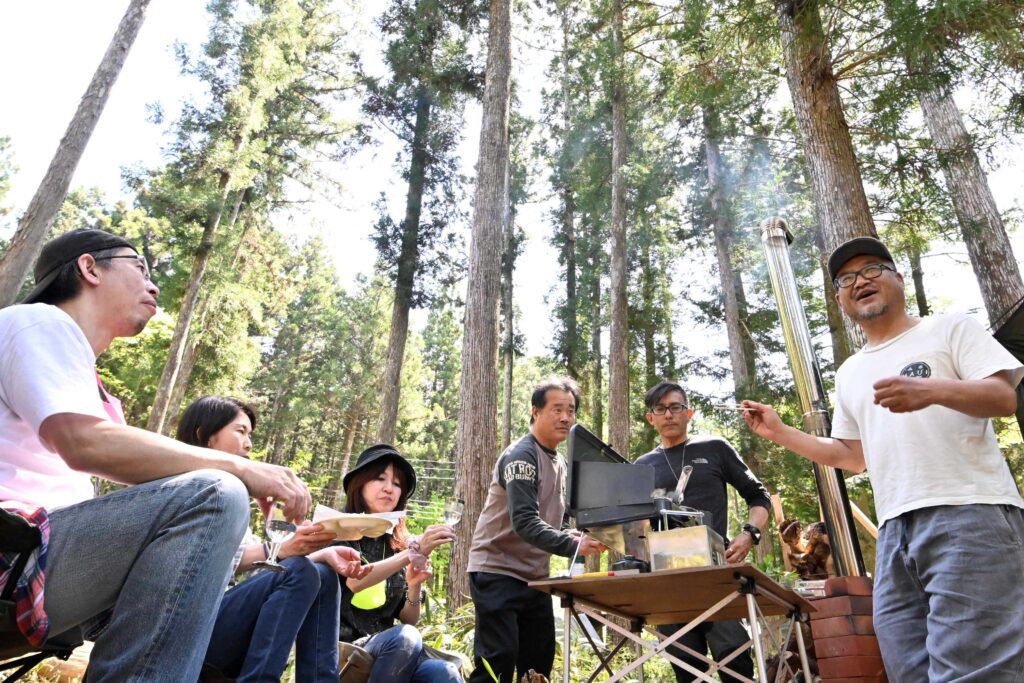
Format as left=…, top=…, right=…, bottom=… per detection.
left=770, top=494, right=794, bottom=572
left=850, top=501, right=878, bottom=539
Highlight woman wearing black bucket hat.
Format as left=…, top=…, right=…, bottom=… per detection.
left=336, top=444, right=462, bottom=682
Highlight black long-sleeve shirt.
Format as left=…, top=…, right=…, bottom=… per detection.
left=634, top=434, right=771, bottom=540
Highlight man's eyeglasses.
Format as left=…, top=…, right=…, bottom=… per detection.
left=97, top=254, right=151, bottom=281
left=650, top=403, right=688, bottom=415
left=834, top=263, right=895, bottom=289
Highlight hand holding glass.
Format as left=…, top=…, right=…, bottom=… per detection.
left=253, top=502, right=296, bottom=573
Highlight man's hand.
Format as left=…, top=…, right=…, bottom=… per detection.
left=872, top=376, right=935, bottom=413
left=418, top=524, right=456, bottom=555
left=309, top=546, right=372, bottom=579
left=740, top=401, right=783, bottom=442
left=725, top=532, right=754, bottom=564
left=277, top=522, right=336, bottom=559
left=237, top=460, right=311, bottom=522
left=576, top=535, right=608, bottom=557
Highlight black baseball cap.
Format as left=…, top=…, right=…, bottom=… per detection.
left=827, top=237, right=895, bottom=282
left=342, top=444, right=417, bottom=496
left=23, top=229, right=137, bottom=304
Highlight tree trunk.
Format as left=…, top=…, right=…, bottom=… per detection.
left=640, top=238, right=657, bottom=391
left=501, top=157, right=515, bottom=450
left=377, top=90, right=433, bottom=443
left=776, top=0, right=876, bottom=354
left=0, top=0, right=153, bottom=307
left=589, top=236, right=604, bottom=438
left=607, top=0, right=630, bottom=455
left=811, top=220, right=853, bottom=366
left=776, top=0, right=877, bottom=254
left=917, top=83, right=1024, bottom=324
left=659, top=265, right=677, bottom=380
left=147, top=166, right=239, bottom=435
left=334, top=409, right=363, bottom=508
left=704, top=108, right=756, bottom=397
left=907, top=240, right=930, bottom=317
left=559, top=4, right=579, bottom=380
left=163, top=193, right=250, bottom=425
left=449, top=0, right=512, bottom=610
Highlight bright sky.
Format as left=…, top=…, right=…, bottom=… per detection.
left=1, top=0, right=1022, bottom=385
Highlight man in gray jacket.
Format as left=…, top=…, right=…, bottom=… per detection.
left=467, top=377, right=605, bottom=683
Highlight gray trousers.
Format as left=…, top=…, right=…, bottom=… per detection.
left=875, top=504, right=1024, bottom=682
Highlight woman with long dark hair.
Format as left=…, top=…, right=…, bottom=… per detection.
left=337, top=444, right=462, bottom=682
left=177, top=396, right=369, bottom=683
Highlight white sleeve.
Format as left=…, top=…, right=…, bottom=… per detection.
left=1, top=316, right=107, bottom=437
left=829, top=369, right=861, bottom=441
left=948, top=314, right=1024, bottom=387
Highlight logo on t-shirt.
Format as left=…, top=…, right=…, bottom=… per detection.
left=900, top=361, right=932, bottom=378
left=503, top=460, right=536, bottom=483
left=693, top=458, right=709, bottom=464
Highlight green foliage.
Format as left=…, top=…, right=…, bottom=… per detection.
left=0, top=135, right=16, bottom=221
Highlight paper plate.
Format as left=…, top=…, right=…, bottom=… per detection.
left=318, top=516, right=393, bottom=541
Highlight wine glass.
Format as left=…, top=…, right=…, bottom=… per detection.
left=443, top=499, right=465, bottom=527
left=253, top=502, right=296, bottom=573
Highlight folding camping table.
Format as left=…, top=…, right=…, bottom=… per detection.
left=530, top=565, right=815, bottom=683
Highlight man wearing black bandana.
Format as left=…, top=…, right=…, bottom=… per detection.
left=635, top=381, right=771, bottom=683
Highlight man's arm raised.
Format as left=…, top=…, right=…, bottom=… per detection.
left=40, top=413, right=311, bottom=520
left=740, top=400, right=867, bottom=474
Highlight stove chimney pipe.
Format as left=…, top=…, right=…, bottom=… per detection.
left=760, top=217, right=865, bottom=577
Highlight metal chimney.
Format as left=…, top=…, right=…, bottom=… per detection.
left=760, top=217, right=865, bottom=577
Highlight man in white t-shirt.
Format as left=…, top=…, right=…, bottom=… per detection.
left=0, top=229, right=312, bottom=682
left=742, top=237, right=1024, bottom=683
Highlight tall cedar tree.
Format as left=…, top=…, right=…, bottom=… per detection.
left=449, top=0, right=512, bottom=609
left=0, top=0, right=153, bottom=306
left=368, top=0, right=482, bottom=443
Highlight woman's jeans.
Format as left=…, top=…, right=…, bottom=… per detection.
left=204, top=556, right=341, bottom=683
left=363, top=624, right=463, bottom=683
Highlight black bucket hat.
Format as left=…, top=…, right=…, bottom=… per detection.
left=23, top=229, right=136, bottom=304
left=343, top=444, right=417, bottom=496
left=827, top=237, right=895, bottom=283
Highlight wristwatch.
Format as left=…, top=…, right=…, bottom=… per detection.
left=742, top=523, right=762, bottom=545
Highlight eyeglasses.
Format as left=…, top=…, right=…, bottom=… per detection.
left=834, top=263, right=895, bottom=289
left=97, top=254, right=151, bottom=281
left=650, top=403, right=688, bottom=415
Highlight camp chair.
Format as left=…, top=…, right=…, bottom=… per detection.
left=0, top=508, right=83, bottom=682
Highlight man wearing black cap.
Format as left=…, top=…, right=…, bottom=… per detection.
left=742, top=236, right=1024, bottom=682
left=0, top=229, right=312, bottom=682
left=467, top=377, right=606, bottom=683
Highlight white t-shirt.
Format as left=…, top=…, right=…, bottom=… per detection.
left=0, top=304, right=109, bottom=510
left=832, top=313, right=1024, bottom=526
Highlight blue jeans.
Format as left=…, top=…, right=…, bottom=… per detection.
left=204, top=556, right=340, bottom=682
left=874, top=504, right=1024, bottom=682
left=363, top=624, right=462, bottom=683
left=44, top=470, right=250, bottom=683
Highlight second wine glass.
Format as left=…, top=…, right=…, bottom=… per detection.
left=253, top=501, right=296, bottom=573
left=443, top=499, right=465, bottom=527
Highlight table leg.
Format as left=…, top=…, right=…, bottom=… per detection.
left=793, top=614, right=812, bottom=683
left=746, top=592, right=768, bottom=683
left=563, top=604, right=571, bottom=683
